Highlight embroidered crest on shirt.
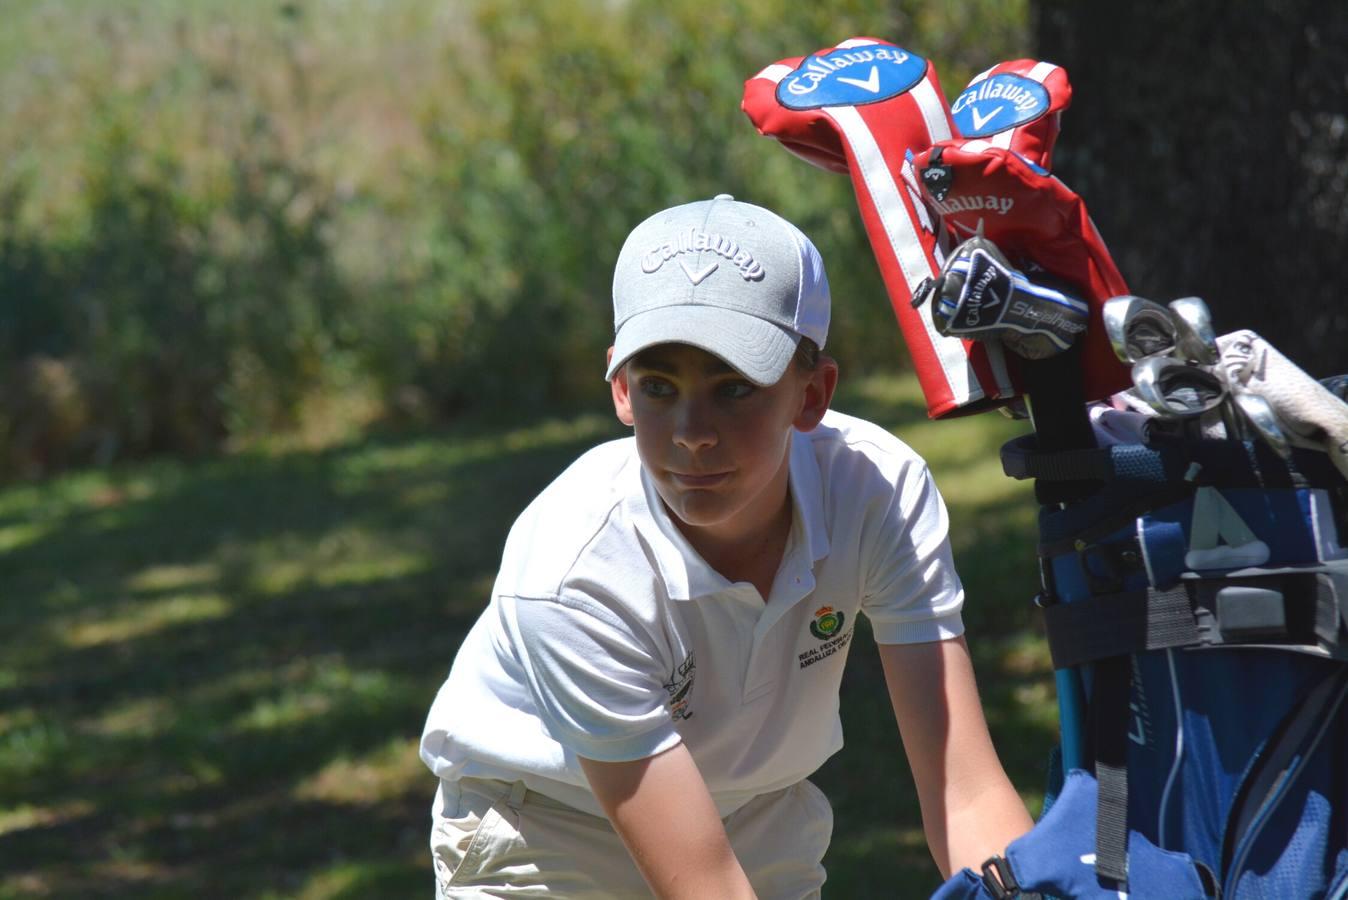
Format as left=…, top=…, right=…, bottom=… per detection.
left=664, top=652, right=696, bottom=720
left=799, top=606, right=853, bottom=669
left=809, top=605, right=846, bottom=640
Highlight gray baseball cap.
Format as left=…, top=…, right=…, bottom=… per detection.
left=605, top=194, right=830, bottom=386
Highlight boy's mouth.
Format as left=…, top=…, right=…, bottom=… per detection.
left=668, top=470, right=731, bottom=488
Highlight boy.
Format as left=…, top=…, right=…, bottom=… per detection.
left=420, top=195, right=1033, bottom=898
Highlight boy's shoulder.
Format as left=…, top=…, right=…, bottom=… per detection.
left=495, top=436, right=650, bottom=600
left=807, top=408, right=929, bottom=479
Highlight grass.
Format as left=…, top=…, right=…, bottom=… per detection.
left=0, top=374, right=1052, bottom=898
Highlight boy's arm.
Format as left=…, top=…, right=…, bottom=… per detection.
left=579, top=743, right=758, bottom=900
left=878, top=635, right=1034, bottom=878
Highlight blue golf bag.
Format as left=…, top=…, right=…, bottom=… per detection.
left=935, top=432, right=1348, bottom=899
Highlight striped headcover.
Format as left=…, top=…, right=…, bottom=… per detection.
left=743, top=41, right=1132, bottom=415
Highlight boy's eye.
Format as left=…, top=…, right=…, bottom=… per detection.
left=718, top=381, right=755, bottom=400
left=638, top=377, right=675, bottom=398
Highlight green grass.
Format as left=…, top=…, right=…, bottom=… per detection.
left=0, top=375, right=1053, bottom=898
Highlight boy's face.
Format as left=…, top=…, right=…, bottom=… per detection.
left=609, top=343, right=836, bottom=544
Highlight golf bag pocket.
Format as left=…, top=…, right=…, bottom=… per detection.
left=984, top=434, right=1348, bottom=899
left=932, top=771, right=1214, bottom=899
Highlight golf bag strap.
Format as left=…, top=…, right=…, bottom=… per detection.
left=1003, top=432, right=1348, bottom=490
left=1043, top=585, right=1197, bottom=669
left=1091, top=654, right=1132, bottom=884
left=1042, top=570, right=1341, bottom=670
left=1002, top=433, right=1115, bottom=481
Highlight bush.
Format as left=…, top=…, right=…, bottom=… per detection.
left=0, top=51, right=354, bottom=477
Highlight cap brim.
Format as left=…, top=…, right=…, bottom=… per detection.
left=604, top=305, right=800, bottom=386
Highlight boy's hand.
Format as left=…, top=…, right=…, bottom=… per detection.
left=579, top=744, right=758, bottom=900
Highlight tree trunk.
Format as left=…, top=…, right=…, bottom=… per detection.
left=1036, top=0, right=1348, bottom=376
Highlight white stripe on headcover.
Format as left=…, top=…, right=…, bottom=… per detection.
left=969, top=64, right=995, bottom=85
left=990, top=62, right=1056, bottom=150
left=755, top=64, right=793, bottom=84
left=1027, top=61, right=1059, bottom=83
left=912, top=78, right=953, bottom=143
left=835, top=37, right=880, bottom=48
left=822, top=104, right=976, bottom=401
left=958, top=139, right=996, bottom=155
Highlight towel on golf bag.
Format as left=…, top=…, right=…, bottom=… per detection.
left=932, top=435, right=1348, bottom=899
left=742, top=38, right=1017, bottom=418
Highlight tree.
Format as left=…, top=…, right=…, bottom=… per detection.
left=1036, top=0, right=1348, bottom=376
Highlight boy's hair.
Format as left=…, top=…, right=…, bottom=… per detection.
left=794, top=337, right=821, bottom=372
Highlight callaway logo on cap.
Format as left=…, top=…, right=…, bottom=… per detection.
left=605, top=194, right=830, bottom=386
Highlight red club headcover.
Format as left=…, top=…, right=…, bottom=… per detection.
left=922, top=59, right=1132, bottom=402
left=743, top=38, right=1017, bottom=419
left=745, top=46, right=1132, bottom=413
left=950, top=59, right=1073, bottom=170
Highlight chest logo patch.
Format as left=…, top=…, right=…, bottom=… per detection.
left=664, top=652, right=695, bottom=720
left=809, top=605, right=846, bottom=640
left=800, top=606, right=853, bottom=669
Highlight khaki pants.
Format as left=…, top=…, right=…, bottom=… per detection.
left=430, top=776, right=832, bottom=899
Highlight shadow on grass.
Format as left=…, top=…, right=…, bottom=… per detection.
left=0, top=384, right=1058, bottom=898
left=0, top=411, right=627, bottom=897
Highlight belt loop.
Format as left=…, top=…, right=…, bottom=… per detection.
left=507, top=780, right=528, bottom=809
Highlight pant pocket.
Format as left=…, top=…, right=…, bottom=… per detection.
left=431, top=780, right=504, bottom=894
left=443, top=805, right=506, bottom=890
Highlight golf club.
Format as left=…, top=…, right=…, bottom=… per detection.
left=1168, top=296, right=1220, bottom=366
left=1103, top=295, right=1178, bottom=364
left=1130, top=357, right=1229, bottom=420
left=1231, top=390, right=1292, bottom=459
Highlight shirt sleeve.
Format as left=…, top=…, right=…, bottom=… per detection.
left=860, top=462, right=966, bottom=644
left=499, top=590, right=683, bottom=763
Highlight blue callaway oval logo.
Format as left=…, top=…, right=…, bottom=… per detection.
left=776, top=45, right=927, bottom=110
left=951, top=73, right=1050, bottom=137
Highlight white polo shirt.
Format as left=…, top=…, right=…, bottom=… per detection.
left=420, top=409, right=964, bottom=818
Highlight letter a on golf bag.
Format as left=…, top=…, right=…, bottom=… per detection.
left=934, top=435, right=1348, bottom=899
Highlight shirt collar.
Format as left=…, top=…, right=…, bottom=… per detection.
left=629, top=430, right=830, bottom=602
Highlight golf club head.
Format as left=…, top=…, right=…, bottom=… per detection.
left=1232, top=390, right=1292, bottom=458
left=1168, top=296, right=1219, bottom=366
left=1130, top=357, right=1228, bottom=418
left=1103, top=295, right=1178, bottom=363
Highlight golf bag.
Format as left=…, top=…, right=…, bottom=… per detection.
left=931, top=433, right=1348, bottom=900
left=744, top=37, right=1348, bottom=899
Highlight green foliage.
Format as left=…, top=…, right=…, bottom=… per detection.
left=0, top=0, right=1030, bottom=477
left=1, top=21, right=356, bottom=476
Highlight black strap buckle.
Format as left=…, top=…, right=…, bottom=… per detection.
left=980, top=855, right=1041, bottom=899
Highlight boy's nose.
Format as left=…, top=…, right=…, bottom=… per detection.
left=672, top=403, right=717, bottom=451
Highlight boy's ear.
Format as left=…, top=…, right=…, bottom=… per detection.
left=793, top=355, right=839, bottom=433
left=608, top=347, right=635, bottom=426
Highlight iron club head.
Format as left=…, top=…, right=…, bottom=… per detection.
left=1231, top=390, right=1292, bottom=458
left=1168, top=296, right=1219, bottom=366
left=1130, top=357, right=1228, bottom=419
left=1103, top=295, right=1178, bottom=363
